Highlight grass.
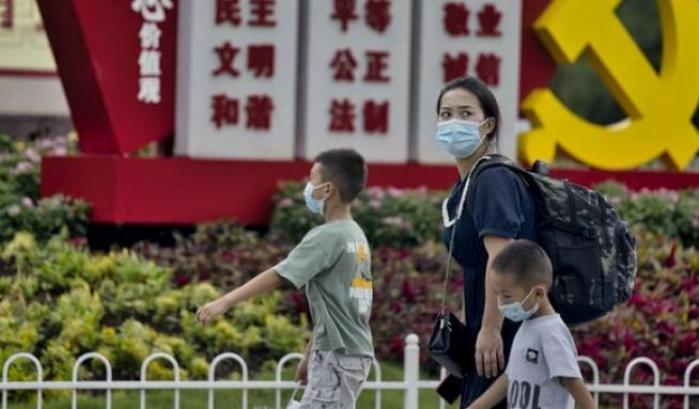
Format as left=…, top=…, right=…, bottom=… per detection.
left=5, top=362, right=459, bottom=409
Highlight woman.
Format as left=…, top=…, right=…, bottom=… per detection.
left=436, top=77, right=537, bottom=408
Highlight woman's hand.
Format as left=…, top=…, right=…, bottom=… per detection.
left=475, top=326, right=505, bottom=378
left=196, top=298, right=229, bottom=325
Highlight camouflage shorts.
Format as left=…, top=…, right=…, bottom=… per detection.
left=298, top=350, right=373, bottom=409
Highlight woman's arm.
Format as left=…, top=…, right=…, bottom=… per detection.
left=476, top=235, right=513, bottom=378
left=467, top=374, right=508, bottom=409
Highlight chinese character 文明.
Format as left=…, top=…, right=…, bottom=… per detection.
left=364, top=50, right=390, bottom=82
left=1, top=0, right=13, bottom=29
left=247, top=44, right=275, bottom=77
left=363, top=100, right=389, bottom=134
left=331, top=0, right=358, bottom=32
left=476, top=52, right=501, bottom=86
left=138, top=77, right=161, bottom=104
left=249, top=0, right=276, bottom=27
left=245, top=94, right=274, bottom=129
left=329, top=99, right=356, bottom=132
left=477, top=4, right=502, bottom=37
left=131, top=0, right=173, bottom=23
left=365, top=0, right=390, bottom=33
left=139, top=50, right=162, bottom=76
left=330, top=49, right=358, bottom=81
left=442, top=52, right=468, bottom=83
left=443, top=2, right=469, bottom=36
left=212, top=41, right=241, bottom=77
left=215, top=0, right=242, bottom=26
left=211, top=94, right=240, bottom=128
left=139, top=22, right=162, bottom=49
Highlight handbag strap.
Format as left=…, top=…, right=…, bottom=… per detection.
left=438, top=156, right=492, bottom=312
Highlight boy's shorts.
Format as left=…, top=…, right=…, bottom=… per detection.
left=298, top=350, right=373, bottom=409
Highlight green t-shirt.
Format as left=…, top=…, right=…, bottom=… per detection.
left=274, top=220, right=374, bottom=358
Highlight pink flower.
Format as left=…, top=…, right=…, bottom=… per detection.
left=279, top=198, right=293, bottom=208
left=13, top=161, right=34, bottom=174
left=21, top=197, right=34, bottom=208
left=25, top=148, right=40, bottom=163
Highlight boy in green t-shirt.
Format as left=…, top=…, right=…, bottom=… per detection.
left=197, top=149, right=374, bottom=408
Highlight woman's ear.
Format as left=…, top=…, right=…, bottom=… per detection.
left=481, top=117, right=496, bottom=139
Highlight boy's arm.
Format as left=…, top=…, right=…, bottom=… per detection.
left=466, top=374, right=508, bottom=409
left=196, top=269, right=284, bottom=325
left=295, top=337, right=313, bottom=384
left=560, top=377, right=595, bottom=409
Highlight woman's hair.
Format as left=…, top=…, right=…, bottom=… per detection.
left=436, top=76, right=501, bottom=143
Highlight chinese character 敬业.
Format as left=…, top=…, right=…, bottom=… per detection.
left=477, top=3, right=502, bottom=37
left=443, top=2, right=469, bottom=36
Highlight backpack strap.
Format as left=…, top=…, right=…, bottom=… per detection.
left=464, top=154, right=531, bottom=217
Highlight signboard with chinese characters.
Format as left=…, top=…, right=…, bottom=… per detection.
left=0, top=0, right=55, bottom=73
left=175, top=0, right=298, bottom=160
left=303, top=0, right=412, bottom=163
left=416, top=0, right=522, bottom=164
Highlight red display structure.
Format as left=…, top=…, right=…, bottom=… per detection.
left=37, top=0, right=697, bottom=225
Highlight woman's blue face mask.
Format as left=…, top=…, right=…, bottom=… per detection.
left=435, top=119, right=486, bottom=158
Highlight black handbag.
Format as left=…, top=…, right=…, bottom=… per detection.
left=428, top=158, right=485, bottom=378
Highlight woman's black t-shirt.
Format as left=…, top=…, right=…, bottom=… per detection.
left=442, top=165, right=537, bottom=328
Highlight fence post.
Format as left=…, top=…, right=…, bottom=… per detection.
left=404, top=334, right=420, bottom=409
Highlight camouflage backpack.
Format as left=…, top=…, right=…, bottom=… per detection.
left=467, top=155, right=638, bottom=325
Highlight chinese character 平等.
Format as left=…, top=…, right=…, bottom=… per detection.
left=331, top=0, right=358, bottom=32
left=365, top=0, right=391, bottom=33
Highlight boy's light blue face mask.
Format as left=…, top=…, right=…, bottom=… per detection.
left=497, top=288, right=541, bottom=322
left=303, top=182, right=329, bottom=215
left=435, top=119, right=486, bottom=158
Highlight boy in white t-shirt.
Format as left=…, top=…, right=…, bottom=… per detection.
left=467, top=240, right=595, bottom=409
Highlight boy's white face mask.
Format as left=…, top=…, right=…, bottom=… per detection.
left=497, top=288, right=540, bottom=322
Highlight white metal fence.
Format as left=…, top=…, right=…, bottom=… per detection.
left=1, top=334, right=698, bottom=409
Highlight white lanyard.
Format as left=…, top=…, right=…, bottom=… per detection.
left=441, top=156, right=491, bottom=228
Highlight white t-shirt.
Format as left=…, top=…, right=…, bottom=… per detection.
left=505, top=314, right=582, bottom=409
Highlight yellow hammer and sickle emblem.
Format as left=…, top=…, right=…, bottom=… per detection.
left=519, top=0, right=699, bottom=171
